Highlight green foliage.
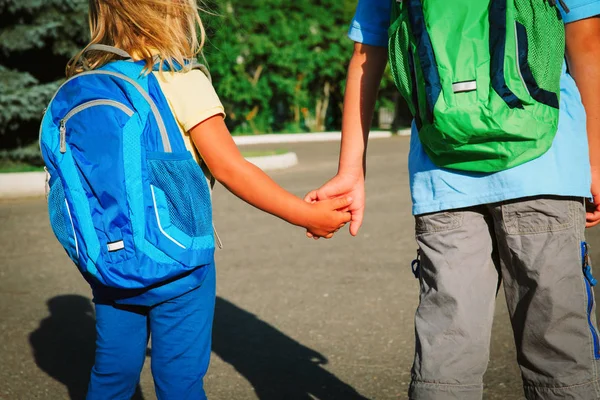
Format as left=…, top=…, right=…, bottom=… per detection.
left=0, top=0, right=88, bottom=148
left=0, top=141, right=44, bottom=166
left=0, top=0, right=400, bottom=158
left=202, top=0, right=373, bottom=134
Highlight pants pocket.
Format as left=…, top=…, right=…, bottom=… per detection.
left=501, top=196, right=573, bottom=235
left=415, top=211, right=464, bottom=235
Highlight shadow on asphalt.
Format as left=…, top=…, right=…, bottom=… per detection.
left=28, top=295, right=145, bottom=400
left=212, top=297, right=370, bottom=400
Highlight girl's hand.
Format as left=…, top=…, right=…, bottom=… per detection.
left=305, top=173, right=365, bottom=237
left=305, top=197, right=353, bottom=239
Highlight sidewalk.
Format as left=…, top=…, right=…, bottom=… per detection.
left=0, top=131, right=401, bottom=199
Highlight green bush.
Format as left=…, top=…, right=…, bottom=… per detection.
left=0, top=0, right=404, bottom=163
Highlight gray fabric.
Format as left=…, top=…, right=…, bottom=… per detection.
left=409, top=196, right=600, bottom=400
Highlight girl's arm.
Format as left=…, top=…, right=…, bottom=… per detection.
left=190, top=115, right=352, bottom=238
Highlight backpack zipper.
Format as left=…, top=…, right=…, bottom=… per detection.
left=59, top=99, right=134, bottom=153
left=41, top=69, right=172, bottom=153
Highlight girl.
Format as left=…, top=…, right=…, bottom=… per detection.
left=68, top=1, right=352, bottom=398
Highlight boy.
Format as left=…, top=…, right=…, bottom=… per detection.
left=306, top=0, right=600, bottom=398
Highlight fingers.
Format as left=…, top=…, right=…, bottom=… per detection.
left=586, top=210, right=600, bottom=228
left=306, top=225, right=343, bottom=240
left=586, top=201, right=600, bottom=228
left=349, top=208, right=364, bottom=236
left=322, top=196, right=353, bottom=211
left=304, top=190, right=318, bottom=203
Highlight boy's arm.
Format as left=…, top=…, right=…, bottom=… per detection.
left=305, top=42, right=388, bottom=236
left=190, top=115, right=352, bottom=238
left=565, top=16, right=600, bottom=227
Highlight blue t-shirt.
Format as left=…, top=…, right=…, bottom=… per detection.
left=349, top=0, right=600, bottom=215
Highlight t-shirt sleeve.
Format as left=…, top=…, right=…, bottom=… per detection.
left=348, top=0, right=392, bottom=47
left=562, top=0, right=600, bottom=23
left=157, top=69, right=225, bottom=132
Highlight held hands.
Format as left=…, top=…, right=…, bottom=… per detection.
left=304, top=197, right=354, bottom=239
left=304, top=173, right=365, bottom=238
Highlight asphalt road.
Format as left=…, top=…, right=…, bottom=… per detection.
left=2, top=136, right=600, bottom=400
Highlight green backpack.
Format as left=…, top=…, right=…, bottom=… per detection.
left=388, top=0, right=567, bottom=173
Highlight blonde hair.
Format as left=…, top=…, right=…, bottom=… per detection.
left=67, top=0, right=206, bottom=77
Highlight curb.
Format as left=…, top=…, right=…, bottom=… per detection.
left=232, top=129, right=407, bottom=146
left=0, top=130, right=405, bottom=200
left=245, top=152, right=298, bottom=171
left=0, top=171, right=47, bottom=200
left=0, top=152, right=299, bottom=200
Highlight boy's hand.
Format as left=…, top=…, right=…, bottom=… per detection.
left=586, top=167, right=600, bottom=227
left=305, top=197, right=353, bottom=239
left=305, top=173, right=365, bottom=237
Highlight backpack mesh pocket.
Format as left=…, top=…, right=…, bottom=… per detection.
left=513, top=0, right=564, bottom=94
left=47, top=178, right=78, bottom=259
left=146, top=153, right=212, bottom=238
left=388, top=10, right=416, bottom=116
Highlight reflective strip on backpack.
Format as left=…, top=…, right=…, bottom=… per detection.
left=452, top=81, right=477, bottom=93
left=107, top=240, right=125, bottom=252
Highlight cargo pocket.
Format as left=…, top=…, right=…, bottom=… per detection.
left=415, top=211, right=464, bottom=235
left=145, top=151, right=214, bottom=267
left=47, top=177, right=79, bottom=262
left=502, top=197, right=573, bottom=235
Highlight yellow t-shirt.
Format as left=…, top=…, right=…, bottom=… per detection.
left=152, top=69, right=225, bottom=164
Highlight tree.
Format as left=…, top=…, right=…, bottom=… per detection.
left=0, top=0, right=88, bottom=149
left=0, top=0, right=400, bottom=154
left=202, top=0, right=359, bottom=134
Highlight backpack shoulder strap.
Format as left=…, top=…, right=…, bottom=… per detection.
left=84, top=44, right=133, bottom=59
left=188, top=61, right=212, bottom=83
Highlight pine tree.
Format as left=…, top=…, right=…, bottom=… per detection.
left=0, top=0, right=88, bottom=150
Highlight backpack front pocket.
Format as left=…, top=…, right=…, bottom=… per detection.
left=145, top=151, right=214, bottom=267
left=59, top=100, right=137, bottom=264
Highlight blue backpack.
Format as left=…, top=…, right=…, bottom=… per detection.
left=39, top=45, right=215, bottom=290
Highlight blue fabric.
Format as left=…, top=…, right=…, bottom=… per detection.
left=87, top=263, right=215, bottom=400
left=349, top=0, right=598, bottom=215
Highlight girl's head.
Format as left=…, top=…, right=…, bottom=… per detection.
left=67, top=0, right=205, bottom=76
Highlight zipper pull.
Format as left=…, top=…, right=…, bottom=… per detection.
left=59, top=120, right=67, bottom=153
left=411, top=248, right=421, bottom=279
left=583, top=242, right=597, bottom=286
left=213, top=225, right=223, bottom=250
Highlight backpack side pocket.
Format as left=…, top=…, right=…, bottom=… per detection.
left=47, top=177, right=79, bottom=263
left=145, top=151, right=215, bottom=267
left=388, top=4, right=417, bottom=117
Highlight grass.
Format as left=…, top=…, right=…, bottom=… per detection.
left=0, top=161, right=44, bottom=173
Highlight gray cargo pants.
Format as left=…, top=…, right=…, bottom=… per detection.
left=409, top=196, right=600, bottom=400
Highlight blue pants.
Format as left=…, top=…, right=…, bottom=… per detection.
left=87, top=263, right=216, bottom=400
